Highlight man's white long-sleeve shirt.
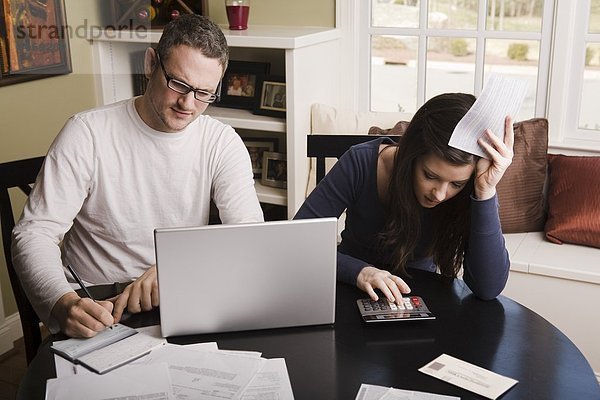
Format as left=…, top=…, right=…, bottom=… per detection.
left=12, top=98, right=264, bottom=329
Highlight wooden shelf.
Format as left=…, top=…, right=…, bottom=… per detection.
left=206, top=107, right=285, bottom=133
left=255, top=181, right=286, bottom=206
left=87, top=25, right=340, bottom=49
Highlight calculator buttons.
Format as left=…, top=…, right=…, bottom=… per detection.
left=356, top=296, right=435, bottom=322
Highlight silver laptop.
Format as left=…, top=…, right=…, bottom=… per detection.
left=154, top=218, right=337, bottom=337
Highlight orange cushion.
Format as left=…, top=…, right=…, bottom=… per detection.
left=545, top=154, right=600, bottom=248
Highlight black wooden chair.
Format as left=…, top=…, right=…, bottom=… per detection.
left=307, top=134, right=400, bottom=184
left=0, top=156, right=45, bottom=364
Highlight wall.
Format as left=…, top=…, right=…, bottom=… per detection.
left=0, top=0, right=102, bottom=318
left=207, top=0, right=334, bottom=27
left=0, top=0, right=335, bottom=329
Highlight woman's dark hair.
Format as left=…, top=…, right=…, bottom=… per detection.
left=157, top=14, right=229, bottom=72
left=380, top=93, right=477, bottom=278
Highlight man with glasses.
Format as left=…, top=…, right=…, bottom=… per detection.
left=12, top=15, right=263, bottom=338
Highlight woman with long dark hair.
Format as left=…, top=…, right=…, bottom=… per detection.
left=295, top=93, right=512, bottom=302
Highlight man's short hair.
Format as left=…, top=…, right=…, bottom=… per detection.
left=156, top=14, right=229, bottom=72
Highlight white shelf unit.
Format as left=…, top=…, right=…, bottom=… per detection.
left=89, top=26, right=341, bottom=217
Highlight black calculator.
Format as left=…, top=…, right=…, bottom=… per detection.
left=356, top=296, right=435, bottom=322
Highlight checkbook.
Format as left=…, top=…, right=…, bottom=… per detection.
left=50, top=324, right=165, bottom=374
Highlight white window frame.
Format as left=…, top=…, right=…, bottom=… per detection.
left=336, top=0, right=600, bottom=155
left=547, top=0, right=600, bottom=154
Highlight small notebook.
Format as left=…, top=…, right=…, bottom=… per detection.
left=51, top=324, right=165, bottom=374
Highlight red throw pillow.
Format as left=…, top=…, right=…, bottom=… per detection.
left=545, top=154, right=600, bottom=248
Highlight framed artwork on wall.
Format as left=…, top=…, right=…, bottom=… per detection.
left=215, top=60, right=270, bottom=110
left=0, top=0, right=72, bottom=87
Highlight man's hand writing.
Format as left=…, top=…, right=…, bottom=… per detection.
left=51, top=292, right=114, bottom=338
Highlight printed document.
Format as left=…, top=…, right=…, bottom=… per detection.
left=45, top=362, right=174, bottom=400
left=133, top=344, right=265, bottom=399
left=419, top=353, right=518, bottom=399
left=241, top=358, right=294, bottom=400
left=448, top=74, right=528, bottom=159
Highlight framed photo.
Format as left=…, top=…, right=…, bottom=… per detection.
left=254, top=75, right=286, bottom=118
left=261, top=151, right=287, bottom=189
left=243, top=137, right=278, bottom=179
left=215, top=60, right=270, bottom=110
left=0, top=0, right=72, bottom=87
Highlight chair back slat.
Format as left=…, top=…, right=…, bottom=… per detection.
left=307, top=135, right=400, bottom=183
left=0, top=156, right=45, bottom=364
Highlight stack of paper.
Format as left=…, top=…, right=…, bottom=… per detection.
left=47, top=325, right=294, bottom=400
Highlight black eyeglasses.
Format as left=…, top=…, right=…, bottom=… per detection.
left=156, top=52, right=221, bottom=103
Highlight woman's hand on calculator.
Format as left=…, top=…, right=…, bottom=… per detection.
left=357, top=266, right=411, bottom=304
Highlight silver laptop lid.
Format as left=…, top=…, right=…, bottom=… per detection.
left=154, top=218, right=337, bottom=337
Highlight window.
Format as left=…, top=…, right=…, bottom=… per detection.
left=547, top=0, right=600, bottom=148
left=351, top=0, right=600, bottom=151
left=362, top=0, right=552, bottom=119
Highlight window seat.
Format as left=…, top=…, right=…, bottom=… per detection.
left=503, top=231, right=600, bottom=380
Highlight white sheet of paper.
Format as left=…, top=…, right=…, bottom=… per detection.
left=135, top=324, right=164, bottom=339
left=45, top=362, right=174, bottom=400
left=379, top=387, right=460, bottom=400
left=355, top=383, right=459, bottom=400
left=133, top=345, right=265, bottom=400
left=240, top=358, right=294, bottom=400
left=419, top=354, right=518, bottom=399
left=448, top=74, right=528, bottom=159
left=355, top=383, right=390, bottom=400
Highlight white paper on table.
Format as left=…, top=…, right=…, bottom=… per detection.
left=448, top=74, right=528, bottom=159
left=219, top=349, right=263, bottom=358
left=135, top=324, right=164, bottom=339
left=355, top=383, right=390, bottom=400
left=379, top=387, right=460, bottom=400
left=240, top=358, right=294, bottom=400
left=183, top=342, right=220, bottom=351
left=419, top=353, right=518, bottom=399
left=355, top=384, right=459, bottom=400
left=45, top=362, right=174, bottom=400
left=132, top=344, right=265, bottom=400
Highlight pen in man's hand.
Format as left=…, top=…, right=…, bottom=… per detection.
left=67, top=264, right=114, bottom=329
left=67, top=264, right=96, bottom=301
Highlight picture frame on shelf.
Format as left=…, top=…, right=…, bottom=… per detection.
left=215, top=60, right=270, bottom=110
left=242, top=137, right=278, bottom=179
left=261, top=152, right=287, bottom=189
left=0, top=0, right=72, bottom=87
left=254, top=75, right=286, bottom=118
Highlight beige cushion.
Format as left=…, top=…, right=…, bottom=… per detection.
left=311, top=103, right=413, bottom=134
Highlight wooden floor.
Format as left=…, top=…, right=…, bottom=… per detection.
left=0, top=339, right=27, bottom=400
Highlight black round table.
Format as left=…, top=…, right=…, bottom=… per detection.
left=18, top=269, right=600, bottom=399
